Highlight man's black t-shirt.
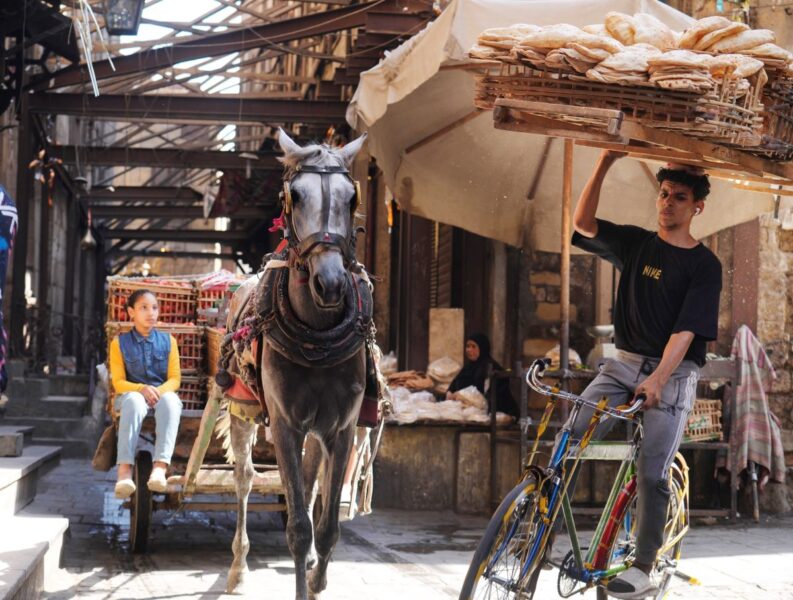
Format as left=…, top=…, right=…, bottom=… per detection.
left=572, top=219, right=722, bottom=366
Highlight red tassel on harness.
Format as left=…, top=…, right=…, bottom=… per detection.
left=269, top=211, right=286, bottom=232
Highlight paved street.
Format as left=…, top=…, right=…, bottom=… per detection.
left=28, top=459, right=793, bottom=599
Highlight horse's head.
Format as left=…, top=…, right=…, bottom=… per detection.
left=277, top=128, right=367, bottom=308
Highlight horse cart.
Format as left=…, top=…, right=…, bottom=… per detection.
left=96, top=275, right=286, bottom=553
left=95, top=274, right=379, bottom=554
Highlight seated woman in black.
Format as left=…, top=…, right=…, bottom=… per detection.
left=447, top=333, right=517, bottom=417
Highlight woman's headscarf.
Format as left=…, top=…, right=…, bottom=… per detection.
left=449, top=333, right=493, bottom=395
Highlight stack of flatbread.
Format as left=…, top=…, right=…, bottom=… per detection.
left=587, top=43, right=662, bottom=84
left=741, top=43, right=793, bottom=64
left=604, top=12, right=677, bottom=50
left=647, top=50, right=714, bottom=92
left=677, top=16, right=777, bottom=55
left=510, top=23, right=624, bottom=73
left=705, top=54, right=767, bottom=96
left=705, top=54, right=765, bottom=79
left=469, top=24, right=542, bottom=62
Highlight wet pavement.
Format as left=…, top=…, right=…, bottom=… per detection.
left=28, top=459, right=793, bottom=599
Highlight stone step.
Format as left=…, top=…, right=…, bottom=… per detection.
left=40, top=395, right=89, bottom=418
left=0, top=511, right=69, bottom=600
left=48, top=374, right=90, bottom=397
left=5, top=377, right=50, bottom=405
left=0, top=416, right=85, bottom=440
left=5, top=360, right=26, bottom=379
left=0, top=426, right=35, bottom=455
left=5, top=394, right=88, bottom=419
left=0, top=445, right=62, bottom=518
left=0, top=430, right=23, bottom=458
left=31, top=437, right=95, bottom=459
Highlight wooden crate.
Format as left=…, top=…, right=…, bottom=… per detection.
left=107, top=277, right=197, bottom=324
left=476, top=64, right=764, bottom=148
left=755, top=72, right=793, bottom=160
left=106, top=322, right=206, bottom=375
left=683, top=398, right=723, bottom=443
left=206, top=327, right=226, bottom=377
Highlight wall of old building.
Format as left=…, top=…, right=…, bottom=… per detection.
left=521, top=250, right=598, bottom=365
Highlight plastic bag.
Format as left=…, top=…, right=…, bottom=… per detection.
left=427, top=356, right=462, bottom=383
left=379, top=351, right=398, bottom=375
left=453, top=385, right=488, bottom=411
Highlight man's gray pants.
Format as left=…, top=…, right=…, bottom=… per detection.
left=561, top=350, right=698, bottom=565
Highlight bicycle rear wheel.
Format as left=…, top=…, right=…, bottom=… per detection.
left=459, top=476, right=544, bottom=600
left=596, top=456, right=689, bottom=600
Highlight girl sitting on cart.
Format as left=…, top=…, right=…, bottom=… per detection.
left=109, top=289, right=183, bottom=499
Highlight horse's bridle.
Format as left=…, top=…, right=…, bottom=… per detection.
left=281, top=164, right=362, bottom=269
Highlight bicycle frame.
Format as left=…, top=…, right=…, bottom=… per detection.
left=472, top=359, right=691, bottom=598
left=501, top=360, right=648, bottom=590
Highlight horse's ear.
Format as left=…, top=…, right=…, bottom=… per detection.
left=339, top=132, right=368, bottom=167
left=277, top=128, right=302, bottom=157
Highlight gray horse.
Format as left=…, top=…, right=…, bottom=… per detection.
left=225, top=129, right=369, bottom=600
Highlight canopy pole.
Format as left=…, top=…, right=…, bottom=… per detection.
left=560, top=140, right=573, bottom=413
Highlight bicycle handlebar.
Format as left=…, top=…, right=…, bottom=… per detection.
left=525, top=358, right=644, bottom=421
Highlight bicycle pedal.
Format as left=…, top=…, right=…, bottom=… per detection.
left=672, top=570, right=700, bottom=585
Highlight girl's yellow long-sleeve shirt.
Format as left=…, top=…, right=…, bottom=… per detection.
left=109, top=334, right=181, bottom=394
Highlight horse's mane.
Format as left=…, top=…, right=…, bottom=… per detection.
left=279, top=142, right=347, bottom=179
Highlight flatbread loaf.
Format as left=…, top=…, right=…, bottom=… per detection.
left=468, top=44, right=503, bottom=60
left=647, top=49, right=708, bottom=70
left=633, top=13, right=677, bottom=50
left=569, top=42, right=612, bottom=62
left=741, top=43, right=793, bottom=62
left=517, top=24, right=584, bottom=49
left=677, top=16, right=732, bottom=49
left=582, top=24, right=608, bottom=36
left=705, top=54, right=764, bottom=78
left=605, top=12, right=636, bottom=45
left=693, top=22, right=748, bottom=51
left=710, top=28, right=775, bottom=54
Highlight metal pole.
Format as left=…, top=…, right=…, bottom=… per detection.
left=560, top=140, right=573, bottom=415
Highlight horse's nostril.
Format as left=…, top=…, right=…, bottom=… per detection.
left=312, top=274, right=325, bottom=296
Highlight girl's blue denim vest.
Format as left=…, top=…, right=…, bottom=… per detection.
left=118, top=328, right=171, bottom=387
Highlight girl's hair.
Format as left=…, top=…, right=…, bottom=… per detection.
left=126, top=289, right=156, bottom=310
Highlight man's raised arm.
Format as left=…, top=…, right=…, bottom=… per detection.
left=573, top=150, right=626, bottom=238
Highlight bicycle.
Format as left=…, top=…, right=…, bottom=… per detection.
left=460, top=358, right=692, bottom=600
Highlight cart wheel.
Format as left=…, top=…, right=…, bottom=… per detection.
left=130, top=450, right=153, bottom=554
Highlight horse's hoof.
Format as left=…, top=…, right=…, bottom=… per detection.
left=307, top=568, right=327, bottom=596
left=226, top=567, right=248, bottom=594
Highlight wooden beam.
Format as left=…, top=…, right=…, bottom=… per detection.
left=53, top=145, right=281, bottom=170
left=92, top=205, right=274, bottom=219
left=29, top=2, right=381, bottom=92
left=28, top=93, right=348, bottom=125
left=89, top=186, right=202, bottom=203
left=103, top=229, right=249, bottom=242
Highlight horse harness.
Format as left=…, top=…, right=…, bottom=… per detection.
left=281, top=163, right=362, bottom=271
left=216, top=161, right=378, bottom=423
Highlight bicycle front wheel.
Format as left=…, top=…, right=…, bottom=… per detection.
left=459, top=476, right=544, bottom=600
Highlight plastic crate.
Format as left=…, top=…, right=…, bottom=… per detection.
left=107, top=277, right=197, bottom=324
left=180, top=375, right=207, bottom=411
